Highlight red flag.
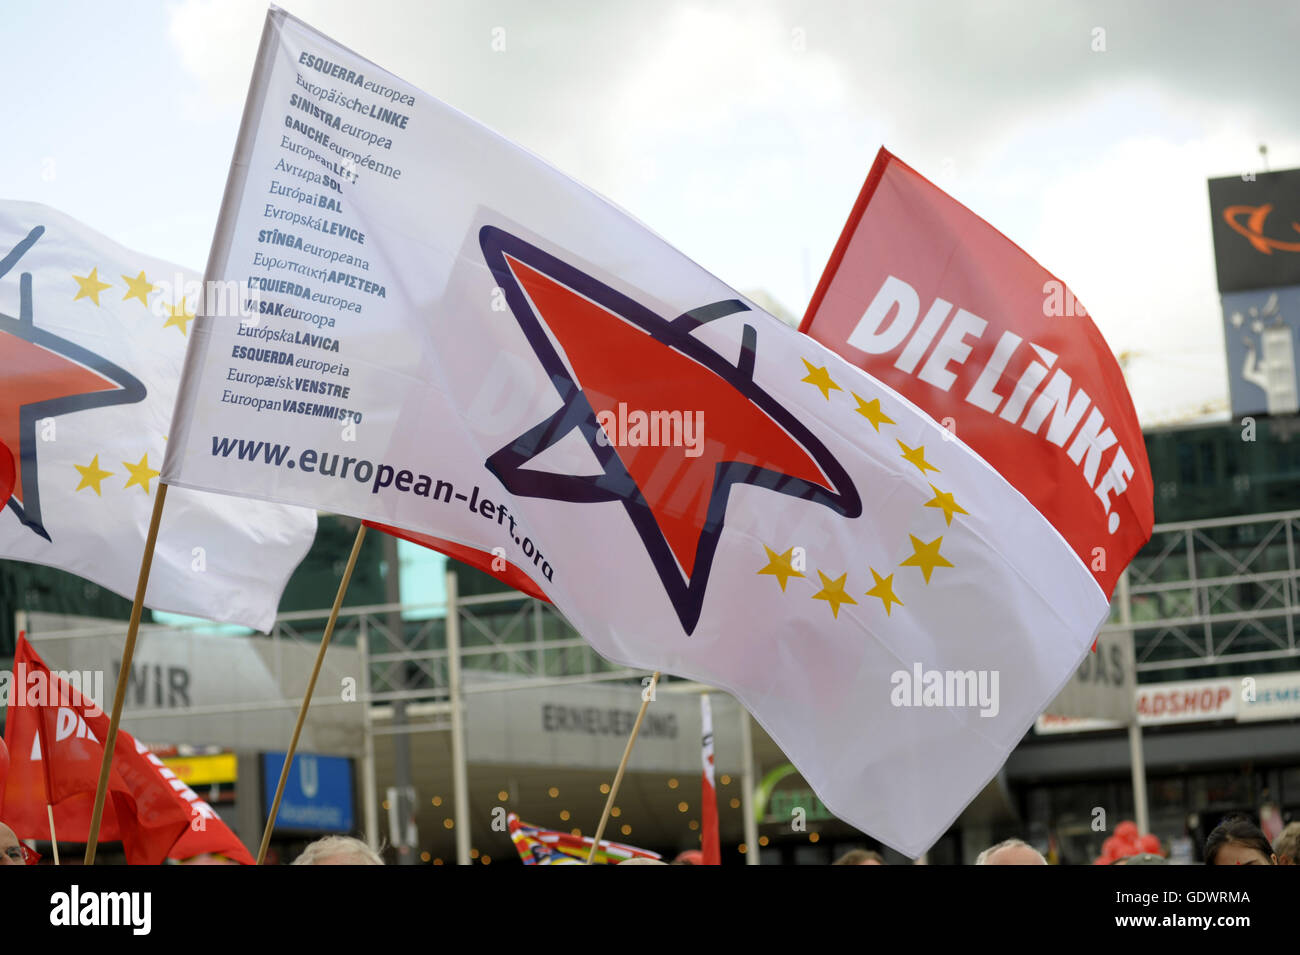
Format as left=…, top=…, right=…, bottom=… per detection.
left=700, top=694, right=720, bottom=865
left=0, top=444, right=14, bottom=509
left=2, top=635, right=254, bottom=864
left=365, top=522, right=550, bottom=601
left=801, top=148, right=1153, bottom=598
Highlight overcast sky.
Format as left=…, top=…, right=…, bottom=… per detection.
left=4, top=0, right=1298, bottom=425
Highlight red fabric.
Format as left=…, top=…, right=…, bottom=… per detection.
left=801, top=148, right=1153, bottom=598
left=367, top=522, right=550, bottom=601
left=2, top=635, right=254, bottom=864
left=0, top=444, right=14, bottom=508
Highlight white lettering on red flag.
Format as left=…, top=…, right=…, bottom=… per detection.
left=801, top=149, right=1153, bottom=598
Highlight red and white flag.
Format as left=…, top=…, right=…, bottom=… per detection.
left=159, top=10, right=1112, bottom=855
left=801, top=149, right=1153, bottom=598
left=700, top=693, right=720, bottom=865
left=1, top=635, right=254, bottom=864
left=0, top=202, right=316, bottom=631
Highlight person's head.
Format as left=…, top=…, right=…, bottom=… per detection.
left=0, top=822, right=25, bottom=866
left=618, top=857, right=667, bottom=865
left=1111, top=853, right=1167, bottom=865
left=672, top=850, right=704, bottom=865
left=291, top=835, right=384, bottom=865
left=975, top=838, right=1047, bottom=865
left=1204, top=815, right=1276, bottom=866
left=833, top=848, right=885, bottom=865
left=1273, top=822, right=1300, bottom=866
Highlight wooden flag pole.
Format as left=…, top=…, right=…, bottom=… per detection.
left=46, top=806, right=60, bottom=865
left=586, top=671, right=660, bottom=864
left=84, top=482, right=170, bottom=865
left=35, top=666, right=61, bottom=866
left=256, top=523, right=368, bottom=864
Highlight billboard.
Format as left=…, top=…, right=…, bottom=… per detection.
left=25, top=616, right=365, bottom=755
left=1034, top=675, right=1245, bottom=733
left=463, top=677, right=743, bottom=774
left=1208, top=168, right=1300, bottom=416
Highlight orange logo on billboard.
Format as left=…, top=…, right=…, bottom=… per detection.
left=1224, top=204, right=1300, bottom=255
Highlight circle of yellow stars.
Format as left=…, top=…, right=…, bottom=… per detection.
left=756, top=357, right=974, bottom=619
left=72, top=265, right=193, bottom=336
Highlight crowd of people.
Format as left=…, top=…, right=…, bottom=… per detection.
left=2, top=812, right=1295, bottom=865
left=831, top=815, right=1300, bottom=866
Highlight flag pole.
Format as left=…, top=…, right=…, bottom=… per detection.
left=84, top=482, right=170, bottom=864
left=586, top=671, right=659, bottom=864
left=45, top=806, right=59, bottom=866
left=257, top=523, right=368, bottom=864
left=36, top=685, right=60, bottom=866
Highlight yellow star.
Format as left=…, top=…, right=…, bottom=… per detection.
left=122, top=454, right=160, bottom=494
left=800, top=358, right=842, bottom=400
left=851, top=392, right=895, bottom=432
left=74, top=454, right=114, bottom=496
left=162, top=297, right=195, bottom=336
left=924, top=483, right=969, bottom=526
left=757, top=545, right=805, bottom=592
left=899, top=534, right=954, bottom=584
left=897, top=440, right=939, bottom=476
left=811, top=570, right=857, bottom=619
left=864, top=567, right=904, bottom=616
left=72, top=266, right=112, bottom=305
left=121, top=270, right=156, bottom=307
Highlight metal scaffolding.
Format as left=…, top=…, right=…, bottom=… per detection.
left=1113, top=508, right=1300, bottom=674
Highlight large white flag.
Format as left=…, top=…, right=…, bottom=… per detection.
left=0, top=202, right=316, bottom=632
left=162, top=8, right=1109, bottom=854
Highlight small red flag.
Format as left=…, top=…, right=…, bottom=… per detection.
left=700, top=694, right=720, bottom=865
left=2, top=635, right=254, bottom=864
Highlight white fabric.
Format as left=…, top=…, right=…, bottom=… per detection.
left=163, top=9, right=1107, bottom=854
left=0, top=201, right=316, bottom=631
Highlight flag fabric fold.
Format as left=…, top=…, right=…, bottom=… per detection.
left=0, top=201, right=316, bottom=631
left=367, top=521, right=548, bottom=600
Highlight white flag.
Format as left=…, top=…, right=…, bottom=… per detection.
left=162, top=8, right=1108, bottom=855
left=0, top=201, right=316, bottom=631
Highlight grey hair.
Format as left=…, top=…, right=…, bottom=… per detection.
left=1274, top=821, right=1300, bottom=864
left=974, top=838, right=1046, bottom=865
left=291, top=835, right=384, bottom=865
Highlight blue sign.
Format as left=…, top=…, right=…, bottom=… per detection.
left=262, top=752, right=355, bottom=833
